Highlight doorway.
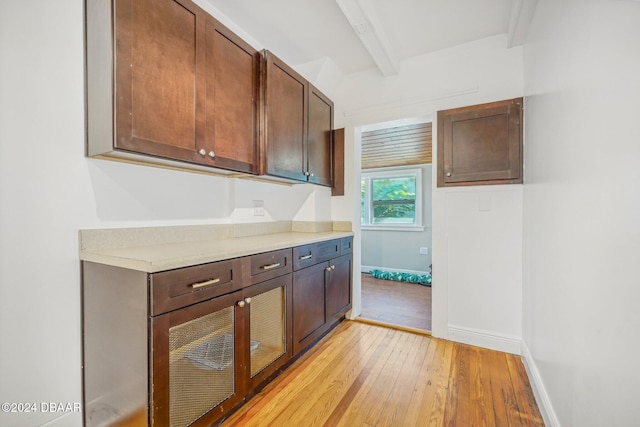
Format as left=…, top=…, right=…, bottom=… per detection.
left=356, top=117, right=433, bottom=333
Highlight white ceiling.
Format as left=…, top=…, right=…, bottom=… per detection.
left=206, top=0, right=533, bottom=77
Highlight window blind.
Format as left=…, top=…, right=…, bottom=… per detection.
left=361, top=122, right=432, bottom=169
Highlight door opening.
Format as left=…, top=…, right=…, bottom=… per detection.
left=356, top=117, right=433, bottom=333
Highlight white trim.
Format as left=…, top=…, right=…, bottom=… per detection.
left=448, top=325, right=521, bottom=355
left=521, top=342, right=560, bottom=427
left=361, top=225, right=425, bottom=232
left=361, top=265, right=430, bottom=276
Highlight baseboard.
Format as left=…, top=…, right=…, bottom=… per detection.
left=521, top=342, right=560, bottom=427
left=361, top=265, right=430, bottom=276
left=448, top=325, right=521, bottom=355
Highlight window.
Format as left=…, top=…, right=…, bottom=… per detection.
left=361, top=167, right=423, bottom=231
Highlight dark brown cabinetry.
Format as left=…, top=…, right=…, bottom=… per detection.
left=437, top=98, right=523, bottom=187
left=292, top=237, right=353, bottom=355
left=263, top=51, right=334, bottom=186
left=86, top=0, right=260, bottom=174
left=83, top=249, right=293, bottom=427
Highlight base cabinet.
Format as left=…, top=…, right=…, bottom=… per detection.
left=292, top=237, right=353, bottom=355
left=151, top=290, right=245, bottom=427
left=82, top=238, right=350, bottom=426
left=150, top=274, right=292, bottom=427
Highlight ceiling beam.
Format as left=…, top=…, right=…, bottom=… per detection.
left=335, top=0, right=399, bottom=76
left=507, top=0, right=539, bottom=48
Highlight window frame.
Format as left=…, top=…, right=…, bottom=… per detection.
left=361, top=166, right=424, bottom=231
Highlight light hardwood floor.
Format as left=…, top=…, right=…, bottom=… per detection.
left=222, top=320, right=544, bottom=426
left=360, top=273, right=432, bottom=331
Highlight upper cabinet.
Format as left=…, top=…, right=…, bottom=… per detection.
left=86, top=0, right=260, bottom=174
left=437, top=98, right=523, bottom=187
left=262, top=51, right=334, bottom=186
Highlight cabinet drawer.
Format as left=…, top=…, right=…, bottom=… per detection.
left=340, top=237, right=353, bottom=254
left=293, top=239, right=341, bottom=270
left=249, top=248, right=292, bottom=285
left=151, top=258, right=243, bottom=316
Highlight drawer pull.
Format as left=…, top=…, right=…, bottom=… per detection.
left=190, top=278, right=221, bottom=289
left=260, top=262, right=281, bottom=270
left=299, top=254, right=313, bottom=260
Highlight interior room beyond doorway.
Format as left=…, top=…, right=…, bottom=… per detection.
left=357, top=117, right=433, bottom=332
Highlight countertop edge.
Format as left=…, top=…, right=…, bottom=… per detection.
left=80, top=230, right=353, bottom=273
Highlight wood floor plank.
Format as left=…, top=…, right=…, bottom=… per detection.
left=220, top=321, right=544, bottom=427
left=376, top=333, right=430, bottom=426
left=506, top=353, right=546, bottom=427
left=358, top=332, right=418, bottom=425
left=334, top=326, right=407, bottom=426
left=424, top=339, right=455, bottom=426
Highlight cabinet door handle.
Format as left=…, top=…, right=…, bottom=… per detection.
left=238, top=300, right=245, bottom=308
left=299, top=254, right=313, bottom=260
left=190, top=278, right=221, bottom=289
left=260, top=262, right=281, bottom=270
left=245, top=297, right=252, bottom=304
left=325, top=266, right=332, bottom=272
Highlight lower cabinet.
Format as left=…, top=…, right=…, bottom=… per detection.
left=150, top=275, right=292, bottom=427
left=292, top=237, right=353, bottom=355
left=82, top=238, right=350, bottom=427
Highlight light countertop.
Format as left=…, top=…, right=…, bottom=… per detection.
left=80, top=221, right=352, bottom=273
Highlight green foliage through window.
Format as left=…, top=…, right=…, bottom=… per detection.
left=361, top=169, right=421, bottom=227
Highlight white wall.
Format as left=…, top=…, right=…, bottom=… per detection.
left=521, top=1, right=640, bottom=426
left=333, top=34, right=525, bottom=351
left=0, top=1, right=331, bottom=426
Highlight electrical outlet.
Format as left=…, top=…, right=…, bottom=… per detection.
left=252, top=200, right=264, bottom=216
left=419, top=247, right=428, bottom=255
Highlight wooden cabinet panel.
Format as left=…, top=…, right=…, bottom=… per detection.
left=291, top=238, right=352, bottom=356
left=204, top=19, right=260, bottom=173
left=325, top=254, right=352, bottom=325
left=264, top=52, right=307, bottom=182
left=243, top=274, right=293, bottom=390
left=150, top=290, right=245, bottom=427
left=115, top=0, right=202, bottom=159
left=437, top=98, right=523, bottom=187
left=248, top=248, right=292, bottom=285
left=151, top=258, right=244, bottom=316
left=87, top=0, right=259, bottom=174
left=307, top=85, right=334, bottom=186
left=292, top=262, right=328, bottom=355
left=262, top=51, right=334, bottom=186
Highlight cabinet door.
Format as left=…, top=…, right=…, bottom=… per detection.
left=263, top=51, right=307, bottom=182
left=150, top=290, right=245, bottom=427
left=242, top=274, right=292, bottom=390
left=437, top=98, right=523, bottom=187
left=203, top=18, right=260, bottom=173
left=292, top=262, right=328, bottom=355
left=115, top=0, right=205, bottom=163
left=307, top=84, right=333, bottom=186
left=325, top=254, right=352, bottom=325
